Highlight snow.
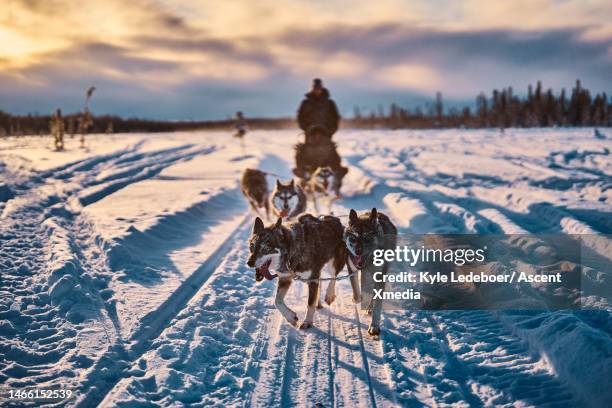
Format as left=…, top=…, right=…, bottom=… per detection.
left=0, top=128, right=610, bottom=407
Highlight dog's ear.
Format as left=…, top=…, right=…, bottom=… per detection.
left=290, top=179, right=295, bottom=188
left=349, top=209, right=358, bottom=224
left=275, top=217, right=283, bottom=229
left=253, top=217, right=264, bottom=234
left=370, top=208, right=378, bottom=221
left=276, top=179, right=282, bottom=189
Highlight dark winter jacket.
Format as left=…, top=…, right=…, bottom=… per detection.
left=297, top=88, right=340, bottom=138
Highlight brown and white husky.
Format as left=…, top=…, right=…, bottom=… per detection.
left=270, top=179, right=307, bottom=220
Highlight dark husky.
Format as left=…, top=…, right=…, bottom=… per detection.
left=344, top=208, right=397, bottom=336
left=270, top=179, right=307, bottom=220
left=241, top=168, right=270, bottom=220
left=247, top=214, right=350, bottom=329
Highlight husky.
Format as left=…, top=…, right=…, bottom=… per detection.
left=270, top=179, right=307, bottom=220
left=247, top=214, right=351, bottom=329
left=241, top=168, right=270, bottom=220
left=344, top=208, right=397, bottom=336
left=306, top=166, right=344, bottom=214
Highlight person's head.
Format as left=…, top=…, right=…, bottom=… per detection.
left=236, top=111, right=244, bottom=118
left=311, top=78, right=324, bottom=96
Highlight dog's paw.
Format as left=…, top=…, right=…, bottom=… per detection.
left=316, top=301, right=323, bottom=309
left=285, top=312, right=299, bottom=326
left=324, top=292, right=336, bottom=305
left=364, top=301, right=373, bottom=315
left=367, top=325, right=381, bottom=336
left=299, top=321, right=313, bottom=330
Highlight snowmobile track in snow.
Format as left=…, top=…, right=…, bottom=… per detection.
left=0, top=141, right=227, bottom=407
left=1, top=130, right=609, bottom=407
left=353, top=305, right=378, bottom=408
left=76, top=215, right=251, bottom=407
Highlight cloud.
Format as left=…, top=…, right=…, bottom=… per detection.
left=279, top=23, right=612, bottom=67
left=131, top=35, right=277, bottom=67
left=274, top=23, right=612, bottom=96
left=0, top=0, right=610, bottom=118
left=375, top=64, right=442, bottom=92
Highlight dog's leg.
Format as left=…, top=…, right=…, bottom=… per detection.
left=347, top=261, right=361, bottom=304
left=317, top=283, right=323, bottom=309
left=312, top=194, right=319, bottom=215
left=249, top=200, right=263, bottom=218
left=275, top=278, right=298, bottom=326
left=325, top=250, right=344, bottom=305
left=368, top=264, right=386, bottom=336
left=350, top=272, right=361, bottom=304
left=324, top=269, right=337, bottom=306
left=264, top=199, right=271, bottom=222
left=300, top=272, right=320, bottom=329
left=361, top=269, right=373, bottom=315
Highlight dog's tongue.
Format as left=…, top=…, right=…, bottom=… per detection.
left=280, top=208, right=289, bottom=217
left=256, top=260, right=276, bottom=281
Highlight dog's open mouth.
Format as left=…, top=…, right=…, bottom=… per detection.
left=280, top=208, right=289, bottom=217
left=350, top=254, right=366, bottom=269
left=255, top=259, right=276, bottom=281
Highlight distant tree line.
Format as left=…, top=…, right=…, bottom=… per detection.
left=0, top=80, right=609, bottom=136
left=351, top=80, right=611, bottom=129
left=0, top=112, right=295, bottom=137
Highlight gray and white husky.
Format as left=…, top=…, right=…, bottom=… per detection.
left=247, top=214, right=350, bottom=329
left=241, top=168, right=270, bottom=220
left=270, top=179, right=307, bottom=220
left=344, top=208, right=397, bottom=336
left=307, top=166, right=341, bottom=214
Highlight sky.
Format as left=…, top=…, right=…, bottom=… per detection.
left=0, top=0, right=611, bottom=119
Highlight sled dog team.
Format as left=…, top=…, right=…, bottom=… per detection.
left=241, top=162, right=398, bottom=336
left=241, top=166, right=343, bottom=222
left=245, top=207, right=397, bottom=336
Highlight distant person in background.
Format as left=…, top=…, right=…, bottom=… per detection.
left=234, top=111, right=247, bottom=153
left=235, top=111, right=247, bottom=137
left=50, top=108, right=65, bottom=151
left=297, top=78, right=340, bottom=143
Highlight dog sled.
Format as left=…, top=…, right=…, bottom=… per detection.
left=292, top=138, right=348, bottom=192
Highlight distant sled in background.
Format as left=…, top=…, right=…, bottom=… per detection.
left=293, top=126, right=348, bottom=214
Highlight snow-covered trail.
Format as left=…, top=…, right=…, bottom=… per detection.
left=0, top=129, right=610, bottom=407
left=0, top=139, right=225, bottom=405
